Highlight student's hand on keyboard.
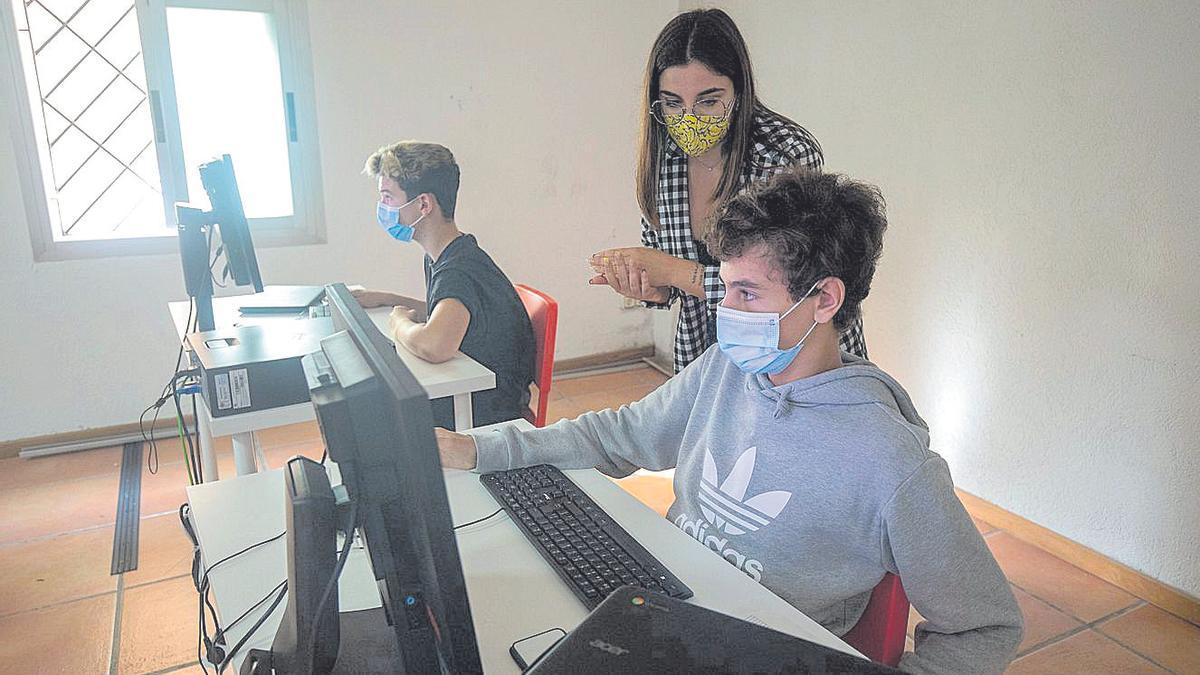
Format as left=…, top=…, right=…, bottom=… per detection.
left=435, top=428, right=478, bottom=470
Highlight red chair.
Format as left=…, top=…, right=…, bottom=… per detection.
left=514, top=284, right=558, bottom=427
left=841, top=573, right=910, bottom=667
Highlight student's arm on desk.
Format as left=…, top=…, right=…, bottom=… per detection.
left=388, top=300, right=469, bottom=363
left=450, top=349, right=712, bottom=476
left=352, top=288, right=429, bottom=318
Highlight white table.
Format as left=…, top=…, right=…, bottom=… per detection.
left=185, top=420, right=863, bottom=673
left=168, top=294, right=495, bottom=481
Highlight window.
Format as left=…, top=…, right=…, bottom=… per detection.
left=2, top=0, right=324, bottom=260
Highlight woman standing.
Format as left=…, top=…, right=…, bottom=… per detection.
left=590, top=8, right=866, bottom=373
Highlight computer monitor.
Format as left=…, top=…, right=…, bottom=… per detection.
left=251, top=282, right=483, bottom=674
left=176, top=154, right=264, bottom=331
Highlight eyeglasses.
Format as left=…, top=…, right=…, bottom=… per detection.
left=650, top=97, right=734, bottom=127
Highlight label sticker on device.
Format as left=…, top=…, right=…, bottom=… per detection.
left=214, top=373, right=232, bottom=410
left=230, top=368, right=251, bottom=409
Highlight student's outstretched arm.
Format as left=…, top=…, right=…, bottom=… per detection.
left=446, top=349, right=715, bottom=476
left=389, top=299, right=469, bottom=363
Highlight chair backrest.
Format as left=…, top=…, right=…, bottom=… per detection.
left=840, top=573, right=910, bottom=668
left=514, top=284, right=558, bottom=427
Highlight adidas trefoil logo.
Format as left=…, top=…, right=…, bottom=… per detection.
left=698, top=446, right=791, bottom=536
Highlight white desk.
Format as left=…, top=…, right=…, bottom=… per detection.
left=168, top=295, right=495, bottom=481
left=185, top=421, right=863, bottom=673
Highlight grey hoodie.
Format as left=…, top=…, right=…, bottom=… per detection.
left=475, top=348, right=1023, bottom=674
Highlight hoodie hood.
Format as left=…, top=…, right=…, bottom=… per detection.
left=749, top=352, right=929, bottom=432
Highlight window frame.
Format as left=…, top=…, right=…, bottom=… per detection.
left=0, top=0, right=325, bottom=262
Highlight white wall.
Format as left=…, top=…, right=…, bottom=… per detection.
left=714, top=1, right=1200, bottom=597
left=0, top=0, right=677, bottom=442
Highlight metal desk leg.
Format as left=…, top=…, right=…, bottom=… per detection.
left=252, top=435, right=269, bottom=471
left=232, top=432, right=258, bottom=475
left=453, top=392, right=474, bottom=431
left=197, top=405, right=220, bottom=483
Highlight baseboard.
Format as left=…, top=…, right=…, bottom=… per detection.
left=3, top=347, right=661, bottom=460
left=554, top=346, right=655, bottom=375
left=957, top=489, right=1200, bottom=627
left=0, top=417, right=188, bottom=460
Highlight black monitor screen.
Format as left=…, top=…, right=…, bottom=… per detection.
left=199, top=154, right=263, bottom=292
left=301, top=283, right=483, bottom=674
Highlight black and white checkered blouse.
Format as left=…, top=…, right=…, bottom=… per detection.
left=641, top=105, right=868, bottom=373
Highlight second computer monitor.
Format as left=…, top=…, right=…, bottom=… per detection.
left=303, top=282, right=483, bottom=674
left=199, top=154, right=264, bottom=292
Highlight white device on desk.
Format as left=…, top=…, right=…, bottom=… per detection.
left=166, top=289, right=495, bottom=481
left=187, top=321, right=332, bottom=418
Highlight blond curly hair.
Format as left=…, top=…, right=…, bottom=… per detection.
left=364, top=141, right=460, bottom=218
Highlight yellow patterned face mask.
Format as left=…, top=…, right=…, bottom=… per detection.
left=665, top=113, right=731, bottom=157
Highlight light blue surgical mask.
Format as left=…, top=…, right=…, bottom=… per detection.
left=716, top=280, right=823, bottom=375
left=376, top=195, right=425, bottom=242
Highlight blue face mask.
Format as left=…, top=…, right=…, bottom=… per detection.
left=716, top=280, right=823, bottom=375
left=376, top=195, right=424, bottom=242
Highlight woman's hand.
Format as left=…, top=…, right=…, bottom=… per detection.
left=435, top=428, right=478, bottom=470
left=589, top=248, right=674, bottom=303
left=590, top=247, right=678, bottom=285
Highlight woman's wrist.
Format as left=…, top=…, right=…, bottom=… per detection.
left=675, top=258, right=704, bottom=293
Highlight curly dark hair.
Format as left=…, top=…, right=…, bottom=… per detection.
left=706, top=169, right=887, bottom=331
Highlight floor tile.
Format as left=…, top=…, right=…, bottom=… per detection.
left=903, top=594, right=1078, bottom=656
left=123, top=513, right=196, bottom=589
left=1007, top=629, right=1168, bottom=674
left=570, top=381, right=667, bottom=411
left=140, top=459, right=198, bottom=519
left=0, top=593, right=114, bottom=674
left=261, top=439, right=326, bottom=471
left=985, top=532, right=1138, bottom=622
left=0, top=526, right=117, bottom=616
left=544, top=399, right=589, bottom=425
left=907, top=604, right=926, bottom=637
left=141, top=451, right=240, bottom=517
left=1012, top=586, right=1084, bottom=654
left=1097, top=603, right=1200, bottom=674
left=158, top=665, right=207, bottom=674
left=0, top=444, right=122, bottom=492
left=553, top=367, right=667, bottom=399
left=0, top=470, right=119, bottom=545
left=252, top=421, right=322, bottom=450
left=117, top=576, right=201, bottom=675
left=532, top=381, right=566, bottom=403
left=973, top=516, right=998, bottom=536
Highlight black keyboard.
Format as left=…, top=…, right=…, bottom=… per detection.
left=480, top=464, right=693, bottom=609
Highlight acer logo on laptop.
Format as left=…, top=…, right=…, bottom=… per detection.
left=588, top=639, right=629, bottom=656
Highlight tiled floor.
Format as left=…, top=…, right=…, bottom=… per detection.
left=1, top=364, right=1197, bottom=674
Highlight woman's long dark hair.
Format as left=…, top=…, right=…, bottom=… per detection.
left=636, top=9, right=792, bottom=229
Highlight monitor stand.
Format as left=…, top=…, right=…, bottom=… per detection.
left=332, top=607, right=405, bottom=673
left=177, top=204, right=217, bottom=332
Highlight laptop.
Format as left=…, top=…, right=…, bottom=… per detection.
left=527, top=586, right=903, bottom=674
left=237, top=285, right=325, bottom=315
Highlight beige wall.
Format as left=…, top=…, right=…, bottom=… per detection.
left=714, top=0, right=1200, bottom=597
